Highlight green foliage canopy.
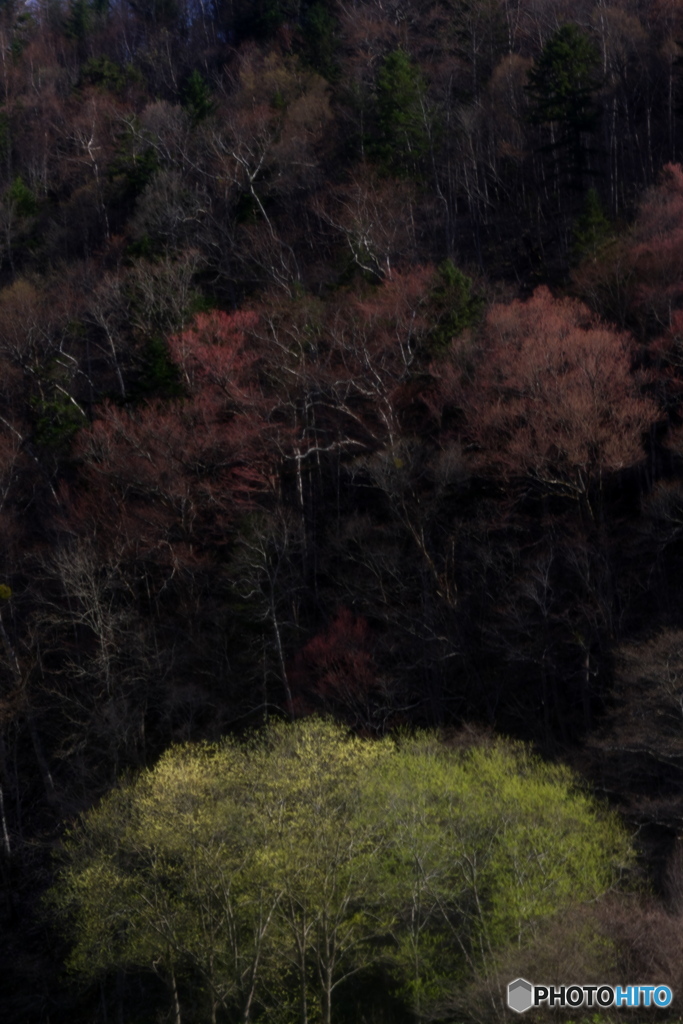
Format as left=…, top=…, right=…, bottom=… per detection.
left=49, top=720, right=631, bottom=1023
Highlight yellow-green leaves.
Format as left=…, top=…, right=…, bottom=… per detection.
left=49, top=720, right=631, bottom=1024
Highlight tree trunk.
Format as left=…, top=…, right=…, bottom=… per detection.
left=170, top=968, right=182, bottom=1024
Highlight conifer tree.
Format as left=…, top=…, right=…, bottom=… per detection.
left=526, top=24, right=602, bottom=192
left=373, top=48, right=430, bottom=179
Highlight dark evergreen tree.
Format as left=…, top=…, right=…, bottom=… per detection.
left=65, top=0, right=90, bottom=40
left=426, top=260, right=484, bottom=356
left=299, top=2, right=339, bottom=80
left=183, top=69, right=215, bottom=124
left=526, top=24, right=602, bottom=192
left=572, top=187, right=613, bottom=262
left=372, top=48, right=430, bottom=179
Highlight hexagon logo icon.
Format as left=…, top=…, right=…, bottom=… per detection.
left=508, top=978, right=533, bottom=1013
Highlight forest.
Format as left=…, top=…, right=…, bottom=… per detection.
left=3, top=0, right=683, bottom=1019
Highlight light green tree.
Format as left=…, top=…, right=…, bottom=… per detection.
left=50, top=740, right=286, bottom=1024
left=230, top=720, right=395, bottom=1024
left=365, top=737, right=631, bottom=1018
left=49, top=721, right=631, bottom=1024
left=50, top=721, right=396, bottom=1024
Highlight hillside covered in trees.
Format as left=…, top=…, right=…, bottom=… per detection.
left=4, top=0, right=683, bottom=1019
